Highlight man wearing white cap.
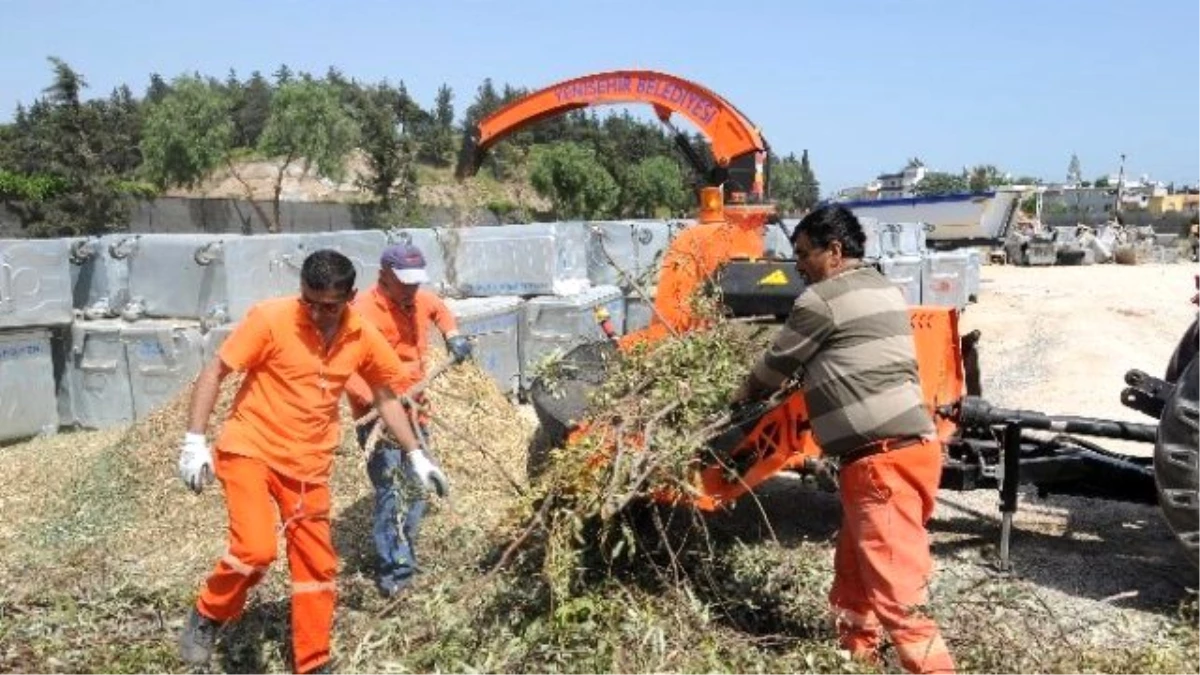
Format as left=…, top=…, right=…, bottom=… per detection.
left=344, top=241, right=471, bottom=597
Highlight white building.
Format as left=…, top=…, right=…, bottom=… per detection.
left=872, top=164, right=928, bottom=199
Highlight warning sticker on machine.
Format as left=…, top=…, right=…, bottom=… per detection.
left=757, top=270, right=789, bottom=286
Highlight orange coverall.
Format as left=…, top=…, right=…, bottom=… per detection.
left=344, top=283, right=458, bottom=420
left=194, top=298, right=414, bottom=673
left=830, top=439, right=955, bottom=674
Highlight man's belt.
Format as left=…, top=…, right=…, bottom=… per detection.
left=838, top=435, right=928, bottom=468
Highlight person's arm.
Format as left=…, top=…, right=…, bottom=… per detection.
left=358, top=323, right=423, bottom=440
left=187, top=358, right=232, bottom=434
left=358, top=324, right=449, bottom=495
left=374, top=385, right=421, bottom=452
left=426, top=291, right=459, bottom=338
left=732, top=291, right=835, bottom=403
left=344, top=372, right=375, bottom=411
left=428, top=292, right=471, bottom=363
left=179, top=308, right=272, bottom=493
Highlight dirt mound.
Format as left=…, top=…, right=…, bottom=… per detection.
left=166, top=152, right=552, bottom=218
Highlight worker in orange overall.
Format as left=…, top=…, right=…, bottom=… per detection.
left=344, top=242, right=472, bottom=598
left=733, top=205, right=955, bottom=674
left=176, top=249, right=448, bottom=674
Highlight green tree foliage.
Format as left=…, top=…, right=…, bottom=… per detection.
left=0, top=169, right=65, bottom=202
left=768, top=151, right=820, bottom=214
left=463, top=78, right=503, bottom=131
left=351, top=83, right=420, bottom=218
left=145, top=73, right=171, bottom=105
left=2, top=62, right=841, bottom=233
left=968, top=164, right=1005, bottom=193
left=768, top=153, right=803, bottom=214
left=140, top=75, right=235, bottom=190
left=418, top=84, right=456, bottom=167
left=233, top=71, right=272, bottom=148
left=529, top=142, right=619, bottom=219
left=272, top=64, right=293, bottom=86
left=623, top=156, right=688, bottom=217
left=258, top=79, right=359, bottom=231
left=2, top=58, right=144, bottom=236
left=139, top=73, right=275, bottom=231
left=797, top=149, right=820, bottom=212
left=459, top=79, right=521, bottom=180
left=1093, top=176, right=1111, bottom=188
left=913, top=171, right=969, bottom=196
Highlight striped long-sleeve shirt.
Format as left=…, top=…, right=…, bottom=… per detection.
left=748, top=264, right=934, bottom=457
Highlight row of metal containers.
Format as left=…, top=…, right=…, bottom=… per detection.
left=0, top=223, right=676, bottom=328
left=773, top=218, right=981, bottom=309
left=1, top=218, right=973, bottom=330
left=1, top=219, right=977, bottom=442
left=0, top=223, right=674, bottom=442
left=0, top=287, right=641, bottom=442
left=1, top=219, right=976, bottom=331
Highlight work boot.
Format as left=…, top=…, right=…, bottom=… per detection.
left=376, top=575, right=412, bottom=600
left=179, top=606, right=221, bottom=665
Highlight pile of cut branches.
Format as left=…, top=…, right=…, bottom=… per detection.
left=502, top=302, right=782, bottom=601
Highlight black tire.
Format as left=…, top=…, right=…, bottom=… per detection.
left=1155, top=354, right=1199, bottom=566
left=1165, top=318, right=1198, bottom=385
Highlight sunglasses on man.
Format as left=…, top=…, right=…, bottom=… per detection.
left=299, top=294, right=351, bottom=313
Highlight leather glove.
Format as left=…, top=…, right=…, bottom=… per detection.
left=408, top=447, right=449, bottom=498
left=446, top=335, right=473, bottom=364
left=179, top=432, right=214, bottom=494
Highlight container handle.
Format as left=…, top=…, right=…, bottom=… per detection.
left=0, top=261, right=12, bottom=313
left=69, top=238, right=99, bottom=265
left=108, top=235, right=140, bottom=260
left=193, top=241, right=225, bottom=266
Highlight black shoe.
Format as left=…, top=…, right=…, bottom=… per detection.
left=179, top=607, right=221, bottom=665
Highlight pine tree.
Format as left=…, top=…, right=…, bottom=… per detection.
left=797, top=149, right=820, bottom=212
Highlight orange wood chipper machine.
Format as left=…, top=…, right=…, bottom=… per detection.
left=456, top=69, right=1199, bottom=568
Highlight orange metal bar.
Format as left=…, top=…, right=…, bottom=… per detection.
left=642, top=307, right=966, bottom=511
left=471, top=70, right=768, bottom=168
left=620, top=205, right=774, bottom=349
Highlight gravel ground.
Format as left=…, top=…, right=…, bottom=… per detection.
left=520, top=262, right=1199, bottom=643
left=929, top=262, right=1199, bottom=647
left=630, top=262, right=1200, bottom=653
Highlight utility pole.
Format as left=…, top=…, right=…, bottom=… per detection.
left=1115, top=153, right=1126, bottom=221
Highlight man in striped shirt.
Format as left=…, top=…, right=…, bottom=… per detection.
left=733, top=205, right=955, bottom=674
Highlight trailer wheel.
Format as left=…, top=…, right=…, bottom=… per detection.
left=1165, top=319, right=1198, bottom=384
left=1155, top=355, right=1199, bottom=566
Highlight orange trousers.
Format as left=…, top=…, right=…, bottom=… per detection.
left=830, top=439, right=955, bottom=674
left=195, top=452, right=337, bottom=674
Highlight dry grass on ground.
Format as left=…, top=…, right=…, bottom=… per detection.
left=1, top=265, right=1197, bottom=673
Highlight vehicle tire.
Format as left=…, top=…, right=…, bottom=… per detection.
left=1155, top=354, right=1199, bottom=566
left=1165, top=318, right=1198, bottom=385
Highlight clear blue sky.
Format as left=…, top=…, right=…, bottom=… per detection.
left=3, top=0, right=1197, bottom=194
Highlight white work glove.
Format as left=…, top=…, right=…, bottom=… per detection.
left=179, top=432, right=214, bottom=494
left=408, top=448, right=449, bottom=498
